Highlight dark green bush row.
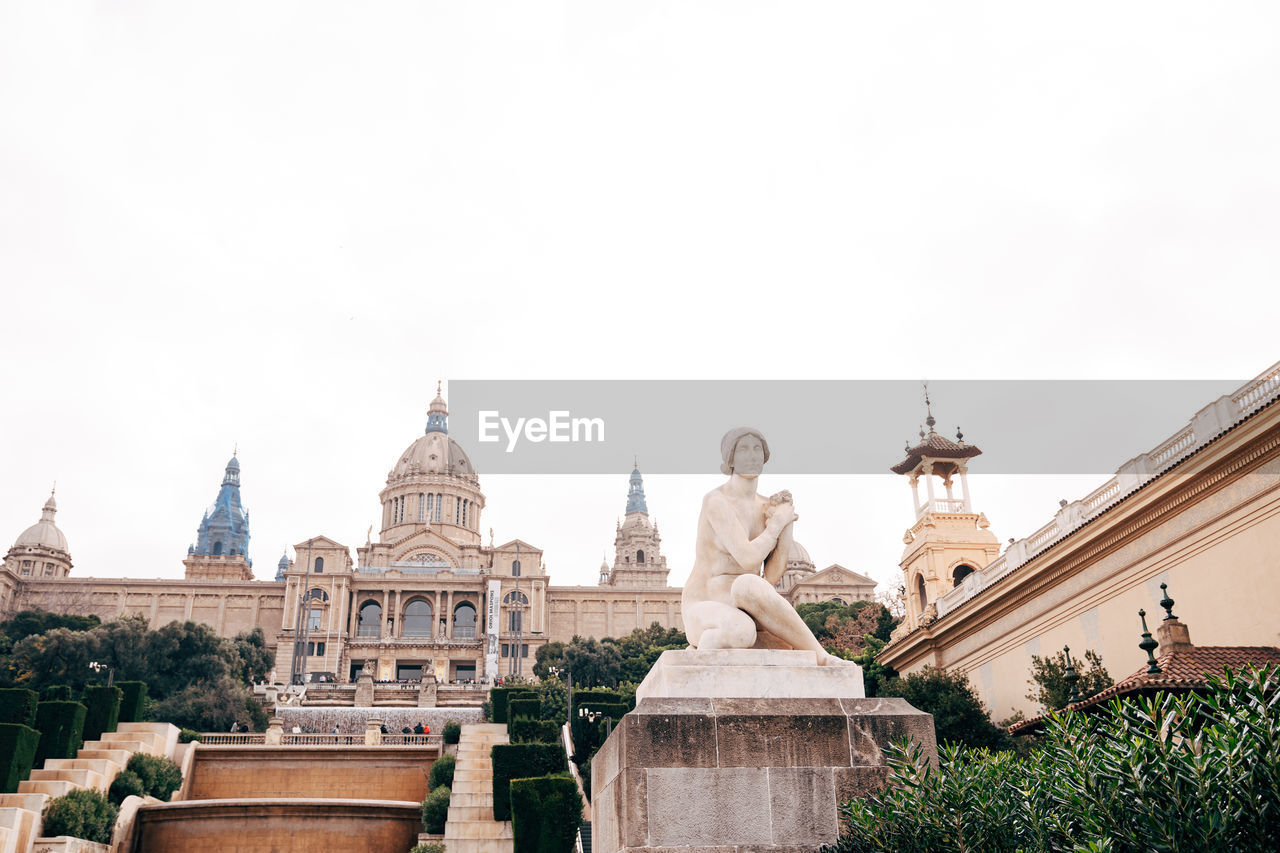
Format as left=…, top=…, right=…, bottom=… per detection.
left=421, top=785, right=450, bottom=834
left=830, top=664, right=1280, bottom=853
left=442, top=719, right=462, bottom=744
left=116, top=681, right=147, bottom=724
left=490, top=687, right=537, bottom=724
left=34, top=700, right=86, bottom=766
left=491, top=743, right=568, bottom=821
left=0, top=688, right=38, bottom=726
left=42, top=685, right=73, bottom=702
left=83, top=684, right=122, bottom=743
left=429, top=753, right=455, bottom=790
left=509, top=698, right=541, bottom=721
left=570, top=701, right=627, bottom=761
left=511, top=719, right=562, bottom=744
left=41, top=788, right=119, bottom=845
left=0, top=723, right=40, bottom=793
left=178, top=728, right=201, bottom=744
left=510, top=774, right=583, bottom=853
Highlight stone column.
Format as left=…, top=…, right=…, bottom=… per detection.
left=435, top=590, right=443, bottom=637
left=355, top=668, right=374, bottom=707
left=364, top=718, right=383, bottom=746
left=382, top=589, right=390, bottom=638
left=393, top=589, right=403, bottom=637
left=265, top=717, right=283, bottom=746
left=446, top=590, right=455, bottom=638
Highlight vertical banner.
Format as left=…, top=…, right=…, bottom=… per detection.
left=486, top=579, right=501, bottom=682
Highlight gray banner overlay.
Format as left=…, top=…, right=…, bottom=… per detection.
left=450, top=380, right=1251, bottom=475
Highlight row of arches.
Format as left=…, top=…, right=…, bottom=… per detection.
left=385, top=493, right=480, bottom=529
left=913, top=564, right=977, bottom=612
left=355, top=598, right=477, bottom=639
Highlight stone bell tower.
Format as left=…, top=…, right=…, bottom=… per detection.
left=891, top=388, right=1000, bottom=631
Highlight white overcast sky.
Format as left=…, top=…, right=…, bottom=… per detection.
left=2, top=2, right=1278, bottom=594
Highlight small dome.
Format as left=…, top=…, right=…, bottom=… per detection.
left=788, top=540, right=814, bottom=569
left=278, top=553, right=290, bottom=569
left=227, top=456, right=240, bottom=470
left=390, top=431, right=478, bottom=482
left=13, top=493, right=69, bottom=553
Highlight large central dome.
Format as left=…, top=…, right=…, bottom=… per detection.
left=387, top=384, right=478, bottom=484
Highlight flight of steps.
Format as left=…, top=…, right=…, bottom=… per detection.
left=442, top=724, right=513, bottom=853
left=0, top=723, right=177, bottom=853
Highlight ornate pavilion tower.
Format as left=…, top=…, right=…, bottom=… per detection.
left=184, top=454, right=255, bottom=581
left=599, top=465, right=669, bottom=588
left=891, top=394, right=1000, bottom=633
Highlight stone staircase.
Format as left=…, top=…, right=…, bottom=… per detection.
left=442, top=724, right=513, bottom=853
left=0, top=723, right=178, bottom=853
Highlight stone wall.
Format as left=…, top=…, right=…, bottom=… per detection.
left=186, top=746, right=435, bottom=801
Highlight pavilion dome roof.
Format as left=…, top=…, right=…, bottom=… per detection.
left=12, top=493, right=69, bottom=553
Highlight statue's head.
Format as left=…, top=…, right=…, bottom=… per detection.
left=720, top=427, right=770, bottom=476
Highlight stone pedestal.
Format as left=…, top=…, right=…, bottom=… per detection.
left=417, top=677, right=438, bottom=708
left=592, top=650, right=936, bottom=853
left=355, top=670, right=374, bottom=708
left=265, top=717, right=283, bottom=746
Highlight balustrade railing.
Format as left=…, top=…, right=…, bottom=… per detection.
left=195, top=732, right=443, bottom=748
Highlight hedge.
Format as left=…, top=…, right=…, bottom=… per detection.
left=42, top=685, right=73, bottom=702
left=443, top=720, right=462, bottom=744
left=571, top=700, right=628, bottom=760
left=0, top=724, right=41, bottom=793
left=116, top=681, right=147, bottom=724
left=421, top=785, right=450, bottom=834
left=0, top=688, right=38, bottom=727
left=124, top=752, right=182, bottom=801
left=82, top=685, right=123, bottom=743
left=34, top=700, right=86, bottom=765
left=429, top=753, right=455, bottom=790
left=509, top=698, right=541, bottom=721
left=491, top=743, right=568, bottom=821
left=491, top=687, right=538, bottom=724
left=41, top=789, right=119, bottom=845
left=510, top=774, right=583, bottom=853
left=510, top=719, right=562, bottom=745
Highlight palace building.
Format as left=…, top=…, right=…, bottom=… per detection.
left=1, top=385, right=871, bottom=686
left=880, top=361, right=1280, bottom=719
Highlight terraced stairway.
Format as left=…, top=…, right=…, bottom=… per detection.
left=442, top=724, right=513, bottom=853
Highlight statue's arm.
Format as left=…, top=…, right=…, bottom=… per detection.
left=762, top=521, right=794, bottom=585
left=705, top=493, right=788, bottom=573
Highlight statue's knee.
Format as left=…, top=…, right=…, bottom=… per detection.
left=730, top=574, right=766, bottom=609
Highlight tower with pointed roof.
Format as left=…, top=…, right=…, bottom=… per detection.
left=4, top=489, right=73, bottom=579
left=891, top=388, right=1000, bottom=633
left=183, top=454, right=255, bottom=581
left=600, top=465, right=669, bottom=588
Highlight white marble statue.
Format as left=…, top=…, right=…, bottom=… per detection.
left=682, top=427, right=855, bottom=666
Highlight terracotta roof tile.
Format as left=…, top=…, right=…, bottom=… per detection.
left=890, top=433, right=983, bottom=475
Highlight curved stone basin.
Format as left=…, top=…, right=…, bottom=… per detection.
left=130, top=799, right=422, bottom=853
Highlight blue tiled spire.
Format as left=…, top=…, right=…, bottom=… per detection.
left=192, top=454, right=252, bottom=565
left=626, top=466, right=648, bottom=515
left=275, top=552, right=289, bottom=581
left=425, top=381, right=449, bottom=434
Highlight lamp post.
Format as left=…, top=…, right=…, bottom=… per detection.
left=87, top=661, right=114, bottom=688
left=578, top=706, right=613, bottom=739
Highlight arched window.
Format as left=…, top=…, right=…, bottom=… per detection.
left=829, top=597, right=845, bottom=605
left=503, top=590, right=529, bottom=606
left=511, top=559, right=521, bottom=577
left=453, top=602, right=477, bottom=639
left=213, top=541, right=223, bottom=555
left=916, top=575, right=928, bottom=611
left=403, top=599, right=433, bottom=637
left=306, top=588, right=329, bottom=602
left=357, top=601, right=382, bottom=637
left=418, top=493, right=425, bottom=522
left=636, top=549, right=645, bottom=564
left=314, top=557, right=324, bottom=573
left=952, top=564, right=975, bottom=588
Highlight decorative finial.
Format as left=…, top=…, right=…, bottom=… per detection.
left=955, top=427, right=964, bottom=443
left=436, top=380, right=442, bottom=397
left=1159, top=582, right=1176, bottom=621
left=904, top=440, right=911, bottom=452
left=233, top=442, right=238, bottom=457
left=1138, top=609, right=1162, bottom=674
left=1062, top=645, right=1081, bottom=704
left=489, top=527, right=495, bottom=548
left=51, top=481, right=56, bottom=496
left=919, top=424, right=926, bottom=440
left=922, top=380, right=936, bottom=433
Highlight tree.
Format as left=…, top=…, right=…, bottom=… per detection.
left=149, top=675, right=267, bottom=732
left=878, top=667, right=1011, bottom=750
left=535, top=674, right=568, bottom=724
left=1, top=611, right=100, bottom=645
left=563, top=637, right=622, bottom=688
left=1026, top=648, right=1112, bottom=712
left=532, top=641, right=566, bottom=680
left=230, top=627, right=274, bottom=685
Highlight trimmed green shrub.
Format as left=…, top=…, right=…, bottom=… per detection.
left=108, top=769, right=146, bottom=805
left=490, top=687, right=537, bottom=724
left=421, top=785, right=450, bottom=834
left=571, top=701, right=627, bottom=760
left=491, top=743, right=568, bottom=821
left=116, top=681, right=147, bottom=723
left=178, top=728, right=201, bottom=743
left=429, top=753, right=455, bottom=790
left=410, top=844, right=447, bottom=853
left=0, top=688, right=38, bottom=726
left=510, top=774, right=583, bottom=853
left=0, top=723, right=41, bottom=793
left=34, top=700, right=86, bottom=765
left=82, top=684, right=123, bottom=743
left=832, top=664, right=1280, bottom=853
left=443, top=720, right=462, bottom=744
left=42, top=685, right=73, bottom=702
left=41, top=788, right=119, bottom=845
left=510, top=719, right=561, bottom=744
left=124, top=752, right=183, bottom=802
left=509, top=698, right=540, bottom=721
